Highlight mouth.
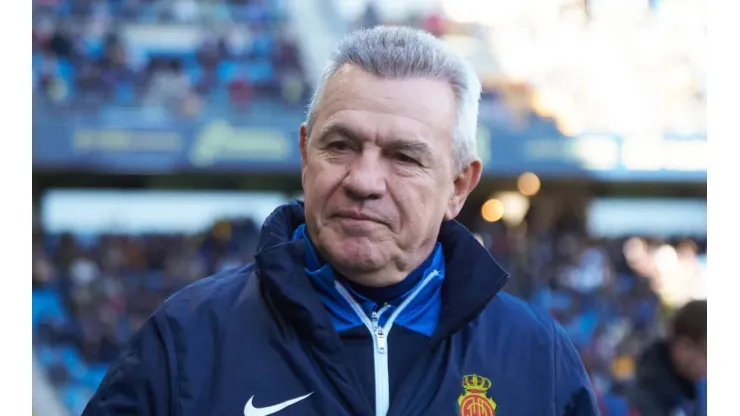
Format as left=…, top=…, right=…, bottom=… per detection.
left=333, top=211, right=385, bottom=226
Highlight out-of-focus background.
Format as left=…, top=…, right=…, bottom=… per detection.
left=31, top=0, right=706, bottom=414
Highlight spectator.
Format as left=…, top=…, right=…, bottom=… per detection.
left=279, top=69, right=305, bottom=105
left=195, top=68, right=219, bottom=96
left=422, top=12, right=446, bottom=37
left=145, top=58, right=192, bottom=107
left=31, top=210, right=706, bottom=416
left=627, top=300, right=707, bottom=415
left=172, top=0, right=201, bottom=23
left=228, top=72, right=253, bottom=109
left=33, top=0, right=308, bottom=110
left=197, top=35, right=228, bottom=70
left=360, top=3, right=381, bottom=28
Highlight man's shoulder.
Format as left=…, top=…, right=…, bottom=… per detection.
left=480, top=290, right=565, bottom=344
left=158, top=263, right=261, bottom=325
left=477, top=290, right=596, bottom=411
left=489, top=291, right=558, bottom=329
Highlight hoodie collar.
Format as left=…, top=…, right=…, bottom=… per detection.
left=292, top=223, right=438, bottom=306
left=255, top=201, right=509, bottom=342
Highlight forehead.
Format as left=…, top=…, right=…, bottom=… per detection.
left=313, top=65, right=457, bottom=147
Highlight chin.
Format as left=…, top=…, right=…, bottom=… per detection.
left=322, top=236, right=388, bottom=273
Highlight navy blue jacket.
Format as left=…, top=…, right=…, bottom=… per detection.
left=84, top=202, right=598, bottom=416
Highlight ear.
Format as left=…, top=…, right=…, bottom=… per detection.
left=299, top=123, right=310, bottom=188
left=444, top=159, right=482, bottom=221
left=299, top=123, right=309, bottom=169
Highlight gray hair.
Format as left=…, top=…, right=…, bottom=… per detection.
left=305, top=26, right=482, bottom=173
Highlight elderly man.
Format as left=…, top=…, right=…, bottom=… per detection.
left=84, top=26, right=597, bottom=416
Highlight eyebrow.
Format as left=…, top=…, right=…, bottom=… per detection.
left=385, top=140, right=433, bottom=159
left=314, top=124, right=361, bottom=145
left=316, top=123, right=434, bottom=158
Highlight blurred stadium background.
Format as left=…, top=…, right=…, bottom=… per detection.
left=31, top=0, right=706, bottom=414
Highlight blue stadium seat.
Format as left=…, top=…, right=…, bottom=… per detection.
left=218, top=60, right=237, bottom=83
left=247, top=60, right=274, bottom=84
left=56, top=59, right=75, bottom=81
left=43, top=234, right=61, bottom=256
left=115, top=83, right=136, bottom=103
left=75, top=233, right=99, bottom=250
left=85, top=364, right=109, bottom=390
left=250, top=33, right=274, bottom=57
left=35, top=345, right=58, bottom=367
left=146, top=271, right=164, bottom=291
left=32, top=54, right=42, bottom=88
left=61, top=385, right=93, bottom=416
left=186, top=62, right=203, bottom=84
left=83, top=39, right=103, bottom=58
left=32, top=290, right=65, bottom=328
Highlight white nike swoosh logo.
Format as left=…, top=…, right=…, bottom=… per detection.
left=243, top=392, right=313, bottom=416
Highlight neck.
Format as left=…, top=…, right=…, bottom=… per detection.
left=331, top=244, right=436, bottom=288
left=336, top=265, right=413, bottom=288
left=295, top=223, right=436, bottom=288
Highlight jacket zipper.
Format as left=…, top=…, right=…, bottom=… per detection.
left=335, top=270, right=439, bottom=416
left=370, top=306, right=391, bottom=416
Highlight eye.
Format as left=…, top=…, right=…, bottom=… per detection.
left=327, top=141, right=352, bottom=152
left=396, top=153, right=420, bottom=166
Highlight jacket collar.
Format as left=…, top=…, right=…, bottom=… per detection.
left=254, top=201, right=510, bottom=342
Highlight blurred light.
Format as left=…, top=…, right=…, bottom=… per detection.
left=573, top=135, right=620, bottom=170
left=440, top=0, right=511, bottom=25
left=529, top=89, right=556, bottom=118
left=473, top=233, right=484, bottom=245
left=213, top=220, right=232, bottom=241
left=654, top=244, right=679, bottom=271
left=441, top=34, right=478, bottom=57
left=495, top=191, right=530, bottom=227
left=481, top=198, right=504, bottom=223
left=677, top=240, right=698, bottom=257
left=516, top=172, right=541, bottom=196
left=610, top=356, right=636, bottom=381
left=555, top=116, right=585, bottom=137
left=623, top=237, right=647, bottom=264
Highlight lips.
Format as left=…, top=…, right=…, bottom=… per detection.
left=333, top=210, right=386, bottom=226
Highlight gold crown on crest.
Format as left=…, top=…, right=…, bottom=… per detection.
left=462, top=374, right=492, bottom=393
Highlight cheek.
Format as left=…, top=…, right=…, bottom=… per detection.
left=303, top=163, right=342, bottom=210
left=394, top=181, right=446, bottom=225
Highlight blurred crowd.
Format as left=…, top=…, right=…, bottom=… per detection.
left=32, top=206, right=706, bottom=415
left=31, top=1, right=707, bottom=414
left=479, top=213, right=706, bottom=414
left=32, top=0, right=308, bottom=115
left=32, top=218, right=260, bottom=413
left=348, top=3, right=590, bottom=137
left=353, top=0, right=706, bottom=137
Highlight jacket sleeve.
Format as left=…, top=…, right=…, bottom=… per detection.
left=627, top=386, right=667, bottom=416
left=82, top=309, right=176, bottom=416
left=553, top=323, right=601, bottom=416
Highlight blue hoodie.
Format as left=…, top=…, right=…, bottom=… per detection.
left=83, top=202, right=598, bottom=416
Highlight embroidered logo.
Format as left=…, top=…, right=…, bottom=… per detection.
left=458, top=374, right=497, bottom=416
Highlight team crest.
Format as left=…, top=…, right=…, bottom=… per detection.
left=458, top=374, right=497, bottom=416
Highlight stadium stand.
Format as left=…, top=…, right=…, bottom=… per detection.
left=32, top=0, right=308, bottom=112
left=32, top=213, right=706, bottom=414
left=32, top=1, right=706, bottom=415
left=32, top=218, right=262, bottom=414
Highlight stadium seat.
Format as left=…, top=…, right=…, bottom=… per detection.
left=32, top=290, right=65, bottom=329
left=218, top=60, right=238, bottom=83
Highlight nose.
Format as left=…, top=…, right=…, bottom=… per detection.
left=341, top=150, right=387, bottom=201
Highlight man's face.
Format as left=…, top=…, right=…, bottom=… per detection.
left=674, top=337, right=707, bottom=381
left=300, top=64, right=481, bottom=286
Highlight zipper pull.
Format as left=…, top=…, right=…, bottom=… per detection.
left=370, top=310, right=386, bottom=354
left=376, top=326, right=386, bottom=354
